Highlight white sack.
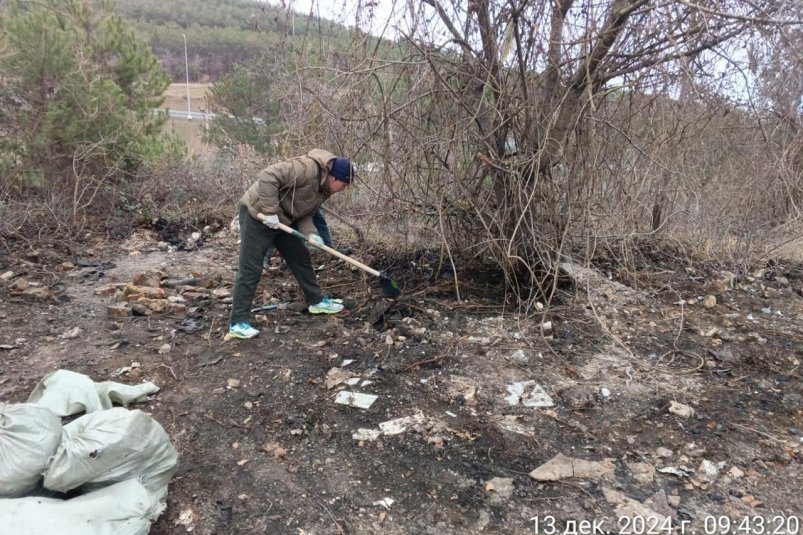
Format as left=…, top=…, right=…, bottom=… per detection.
left=27, top=369, right=159, bottom=417
left=0, top=478, right=165, bottom=535
left=44, top=408, right=178, bottom=499
left=0, top=403, right=62, bottom=497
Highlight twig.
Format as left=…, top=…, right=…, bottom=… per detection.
left=403, top=335, right=468, bottom=371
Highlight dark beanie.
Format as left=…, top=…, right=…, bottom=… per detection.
left=331, top=158, right=354, bottom=183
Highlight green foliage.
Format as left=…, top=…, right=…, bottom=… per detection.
left=204, top=63, right=283, bottom=155
left=0, top=0, right=177, bottom=202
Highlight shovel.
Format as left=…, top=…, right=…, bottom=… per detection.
left=275, top=222, right=400, bottom=297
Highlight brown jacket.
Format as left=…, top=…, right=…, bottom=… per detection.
left=241, top=149, right=335, bottom=236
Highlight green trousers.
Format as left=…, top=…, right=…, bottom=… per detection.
left=229, top=205, right=323, bottom=324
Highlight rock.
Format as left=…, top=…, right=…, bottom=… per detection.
left=706, top=271, right=736, bottom=295
left=130, top=303, right=151, bottom=316
left=703, top=295, right=717, bottom=308
left=628, top=462, right=656, bottom=484
left=61, top=327, right=82, bottom=339
left=94, top=285, right=120, bottom=296
left=0, top=271, right=14, bottom=282
left=529, top=453, right=615, bottom=481
left=693, top=459, right=724, bottom=487
left=10, top=278, right=28, bottom=291
left=509, top=349, right=530, bottom=365
left=132, top=272, right=162, bottom=288
left=668, top=400, right=694, bottom=418
left=166, top=303, right=187, bottom=315
left=655, top=447, right=674, bottom=458
left=137, top=298, right=169, bottom=313
left=158, top=343, right=172, bottom=355
left=106, top=305, right=132, bottom=319
left=604, top=488, right=671, bottom=524
left=123, top=284, right=166, bottom=299
left=262, top=443, right=287, bottom=459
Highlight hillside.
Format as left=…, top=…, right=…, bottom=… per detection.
left=114, top=0, right=356, bottom=81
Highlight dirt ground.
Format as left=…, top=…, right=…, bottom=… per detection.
left=1, top=226, right=801, bottom=534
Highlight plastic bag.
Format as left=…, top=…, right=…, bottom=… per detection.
left=28, top=369, right=159, bottom=417
left=44, top=408, right=178, bottom=499
left=0, top=403, right=62, bottom=497
left=0, top=478, right=165, bottom=535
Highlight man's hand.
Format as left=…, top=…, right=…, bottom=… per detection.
left=261, top=214, right=279, bottom=229
left=308, top=234, right=324, bottom=247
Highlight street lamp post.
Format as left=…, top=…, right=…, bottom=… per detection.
left=183, top=33, right=191, bottom=120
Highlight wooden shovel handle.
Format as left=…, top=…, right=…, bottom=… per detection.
left=275, top=222, right=381, bottom=278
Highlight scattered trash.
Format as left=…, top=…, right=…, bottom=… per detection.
left=668, top=400, right=694, bottom=418
left=325, top=368, right=355, bottom=390
left=379, top=412, right=427, bottom=435
left=352, top=429, right=382, bottom=441
left=110, top=362, right=141, bottom=378
left=505, top=381, right=554, bottom=408
left=657, top=466, right=691, bottom=478
left=372, top=497, right=395, bottom=509
left=175, top=507, right=196, bottom=532
left=529, top=453, right=614, bottom=481
left=334, top=391, right=377, bottom=410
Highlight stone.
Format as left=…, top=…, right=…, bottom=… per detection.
left=106, top=305, right=132, bottom=319
left=703, top=295, right=716, bottom=308
left=529, top=453, right=615, bottom=481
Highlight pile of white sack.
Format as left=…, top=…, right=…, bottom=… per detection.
left=0, top=369, right=178, bottom=534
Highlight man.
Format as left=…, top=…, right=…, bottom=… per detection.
left=229, top=149, right=354, bottom=339
left=263, top=207, right=332, bottom=268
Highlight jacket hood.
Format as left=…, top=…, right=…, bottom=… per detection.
left=306, top=149, right=338, bottom=177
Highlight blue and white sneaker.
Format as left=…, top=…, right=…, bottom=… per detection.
left=229, top=322, right=260, bottom=339
left=308, top=297, right=344, bottom=315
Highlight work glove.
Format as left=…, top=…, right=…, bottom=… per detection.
left=308, top=234, right=325, bottom=247
left=261, top=214, right=279, bottom=229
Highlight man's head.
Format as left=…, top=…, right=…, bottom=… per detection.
left=326, top=157, right=355, bottom=194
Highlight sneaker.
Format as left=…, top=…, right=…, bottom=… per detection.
left=308, top=297, right=344, bottom=315
left=229, top=322, right=260, bottom=339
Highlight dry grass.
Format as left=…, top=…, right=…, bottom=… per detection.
left=161, top=83, right=210, bottom=113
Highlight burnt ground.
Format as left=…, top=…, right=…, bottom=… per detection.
left=0, top=227, right=801, bottom=535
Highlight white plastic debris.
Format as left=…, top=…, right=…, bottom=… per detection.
left=334, top=391, right=377, bottom=410
left=352, top=429, right=382, bottom=441
left=372, top=497, right=395, bottom=509
left=505, top=381, right=554, bottom=408
left=379, top=412, right=427, bottom=435
left=0, top=403, right=63, bottom=497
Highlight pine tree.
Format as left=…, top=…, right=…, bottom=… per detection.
left=0, top=0, right=179, bottom=211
